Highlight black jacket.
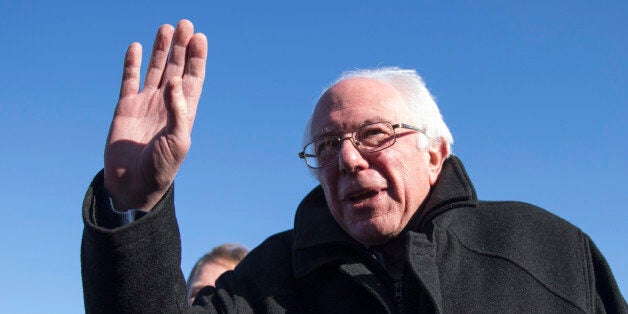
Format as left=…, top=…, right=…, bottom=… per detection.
left=82, top=156, right=627, bottom=313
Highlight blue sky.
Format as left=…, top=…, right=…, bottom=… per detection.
left=1, top=1, right=626, bottom=312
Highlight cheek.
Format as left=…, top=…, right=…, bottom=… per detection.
left=317, top=169, right=340, bottom=204
left=316, top=167, right=336, bottom=185
left=377, top=149, right=427, bottom=194
left=371, top=151, right=406, bottom=182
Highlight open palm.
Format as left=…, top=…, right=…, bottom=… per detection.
left=104, top=20, right=207, bottom=211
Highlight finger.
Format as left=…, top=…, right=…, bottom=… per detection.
left=119, top=42, right=142, bottom=98
left=164, top=77, right=190, bottom=138
left=181, top=32, right=208, bottom=127
left=160, top=20, right=194, bottom=86
left=143, top=24, right=175, bottom=90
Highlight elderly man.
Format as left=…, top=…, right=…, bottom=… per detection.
left=81, top=20, right=626, bottom=313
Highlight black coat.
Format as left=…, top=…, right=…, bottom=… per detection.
left=82, top=157, right=627, bottom=313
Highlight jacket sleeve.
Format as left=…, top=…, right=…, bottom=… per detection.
left=587, top=235, right=628, bottom=313
left=80, top=171, right=225, bottom=313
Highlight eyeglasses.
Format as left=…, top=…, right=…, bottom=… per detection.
left=298, top=121, right=425, bottom=169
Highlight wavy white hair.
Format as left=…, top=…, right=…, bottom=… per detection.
left=303, top=67, right=454, bottom=155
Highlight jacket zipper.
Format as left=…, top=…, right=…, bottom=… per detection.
left=394, top=279, right=403, bottom=302
left=394, top=278, right=406, bottom=313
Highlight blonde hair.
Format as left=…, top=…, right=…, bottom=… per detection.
left=186, top=243, right=248, bottom=291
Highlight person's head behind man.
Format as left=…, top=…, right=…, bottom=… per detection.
left=186, top=243, right=248, bottom=305
left=302, top=67, right=454, bottom=247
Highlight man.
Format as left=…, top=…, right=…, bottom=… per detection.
left=187, top=244, right=248, bottom=305
left=81, top=20, right=626, bottom=312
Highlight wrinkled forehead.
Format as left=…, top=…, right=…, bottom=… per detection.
left=311, top=78, right=407, bottom=137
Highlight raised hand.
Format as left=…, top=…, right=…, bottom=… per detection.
left=104, top=20, right=207, bottom=211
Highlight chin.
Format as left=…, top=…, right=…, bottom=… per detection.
left=349, top=225, right=396, bottom=247
left=353, top=214, right=406, bottom=243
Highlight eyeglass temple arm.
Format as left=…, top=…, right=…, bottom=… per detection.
left=393, top=123, right=426, bottom=134
left=298, top=152, right=316, bottom=159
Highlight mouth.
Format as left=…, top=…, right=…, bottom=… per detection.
left=347, top=189, right=380, bottom=204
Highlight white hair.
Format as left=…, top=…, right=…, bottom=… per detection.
left=303, top=67, right=454, bottom=154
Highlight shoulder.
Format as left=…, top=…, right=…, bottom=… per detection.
left=434, top=201, right=591, bottom=276
left=438, top=201, right=584, bottom=247
left=434, top=201, right=593, bottom=301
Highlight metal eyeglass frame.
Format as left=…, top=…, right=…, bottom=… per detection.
left=298, top=122, right=425, bottom=169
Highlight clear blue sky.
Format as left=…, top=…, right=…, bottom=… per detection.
left=1, top=1, right=626, bottom=312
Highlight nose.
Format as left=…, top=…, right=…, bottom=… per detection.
left=337, top=137, right=368, bottom=174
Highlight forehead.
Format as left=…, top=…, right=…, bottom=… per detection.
left=312, top=78, right=407, bottom=136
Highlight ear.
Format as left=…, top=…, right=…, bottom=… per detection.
left=427, top=139, right=449, bottom=186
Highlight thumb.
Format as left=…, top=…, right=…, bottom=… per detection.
left=164, top=77, right=189, bottom=136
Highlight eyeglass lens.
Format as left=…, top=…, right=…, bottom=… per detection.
left=305, top=122, right=396, bottom=168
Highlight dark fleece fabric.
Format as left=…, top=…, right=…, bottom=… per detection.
left=81, top=156, right=627, bottom=313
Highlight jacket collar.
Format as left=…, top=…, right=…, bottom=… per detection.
left=292, top=155, right=478, bottom=278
